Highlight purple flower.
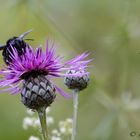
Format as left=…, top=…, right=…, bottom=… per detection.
left=0, top=40, right=90, bottom=97
left=66, top=52, right=93, bottom=71
left=64, top=52, right=93, bottom=91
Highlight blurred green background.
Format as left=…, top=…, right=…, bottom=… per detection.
left=0, top=0, right=140, bottom=140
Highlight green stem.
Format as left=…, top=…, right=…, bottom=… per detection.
left=71, top=89, right=79, bottom=140
left=37, top=107, right=48, bottom=140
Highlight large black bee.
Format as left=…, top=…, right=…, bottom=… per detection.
left=0, top=30, right=32, bottom=65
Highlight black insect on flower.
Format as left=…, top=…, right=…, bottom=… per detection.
left=0, top=30, right=32, bottom=65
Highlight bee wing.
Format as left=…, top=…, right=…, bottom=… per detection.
left=0, top=45, right=5, bottom=50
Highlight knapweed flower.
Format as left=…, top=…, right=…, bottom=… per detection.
left=64, top=52, right=93, bottom=91
left=0, top=40, right=88, bottom=109
left=64, top=53, right=93, bottom=140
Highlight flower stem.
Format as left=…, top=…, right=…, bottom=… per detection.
left=71, top=89, right=79, bottom=140
left=37, top=107, right=48, bottom=140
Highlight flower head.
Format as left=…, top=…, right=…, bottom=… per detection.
left=0, top=40, right=90, bottom=108
left=64, top=52, right=93, bottom=91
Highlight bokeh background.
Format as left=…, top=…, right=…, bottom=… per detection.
left=0, top=0, right=140, bottom=140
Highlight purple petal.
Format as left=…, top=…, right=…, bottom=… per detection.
left=54, top=84, right=72, bottom=98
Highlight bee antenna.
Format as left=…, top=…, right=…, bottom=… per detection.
left=0, top=45, right=5, bottom=50
left=18, top=29, right=33, bottom=39
left=24, top=38, right=34, bottom=41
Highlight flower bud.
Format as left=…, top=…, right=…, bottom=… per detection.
left=64, top=70, right=89, bottom=91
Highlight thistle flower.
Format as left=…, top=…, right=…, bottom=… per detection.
left=0, top=40, right=89, bottom=109
left=0, top=39, right=90, bottom=140
left=64, top=52, right=92, bottom=91
left=64, top=52, right=93, bottom=140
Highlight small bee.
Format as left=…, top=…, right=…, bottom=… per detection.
left=0, top=30, right=32, bottom=65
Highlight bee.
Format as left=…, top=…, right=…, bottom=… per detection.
left=0, top=30, right=32, bottom=65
